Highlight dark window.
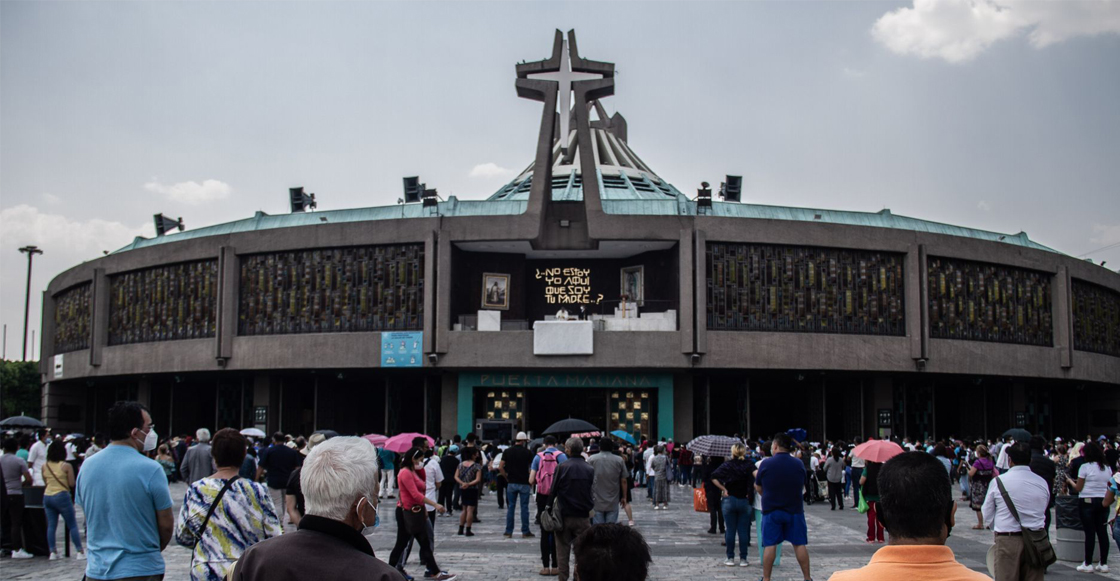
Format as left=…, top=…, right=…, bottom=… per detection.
left=53, top=283, right=92, bottom=353
left=1072, top=279, right=1120, bottom=357
left=108, top=260, right=218, bottom=345
left=927, top=256, right=1052, bottom=347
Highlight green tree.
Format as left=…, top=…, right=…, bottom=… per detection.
left=0, top=360, right=41, bottom=420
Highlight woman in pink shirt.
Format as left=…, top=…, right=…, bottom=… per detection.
left=387, top=447, right=454, bottom=581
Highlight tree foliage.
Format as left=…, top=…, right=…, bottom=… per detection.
left=1, top=360, right=41, bottom=420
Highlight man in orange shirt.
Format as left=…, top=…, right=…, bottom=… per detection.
left=830, top=452, right=991, bottom=581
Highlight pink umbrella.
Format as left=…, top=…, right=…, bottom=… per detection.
left=363, top=434, right=388, bottom=447
left=383, top=432, right=435, bottom=453
left=852, top=439, right=905, bottom=463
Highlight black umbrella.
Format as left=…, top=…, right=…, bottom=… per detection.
left=542, top=418, right=599, bottom=436
left=1002, top=428, right=1031, bottom=442
left=527, top=438, right=544, bottom=452
left=0, top=414, right=44, bottom=428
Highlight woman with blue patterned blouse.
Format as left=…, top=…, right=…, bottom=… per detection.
left=175, top=428, right=282, bottom=581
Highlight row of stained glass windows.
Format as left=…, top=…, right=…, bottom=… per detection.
left=53, top=283, right=92, bottom=353
left=108, top=260, right=218, bottom=345
left=1072, top=280, right=1120, bottom=357
left=926, top=256, right=1052, bottom=347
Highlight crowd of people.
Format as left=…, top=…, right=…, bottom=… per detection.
left=5, top=408, right=1120, bottom=581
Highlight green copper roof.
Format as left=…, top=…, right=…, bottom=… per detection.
left=113, top=193, right=1059, bottom=257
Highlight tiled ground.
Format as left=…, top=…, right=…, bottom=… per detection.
left=2, top=482, right=1115, bottom=580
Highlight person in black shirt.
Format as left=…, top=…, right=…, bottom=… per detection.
left=438, top=445, right=460, bottom=517
left=1029, top=435, right=1057, bottom=531
left=703, top=456, right=726, bottom=535
left=711, top=443, right=757, bottom=566
left=553, top=438, right=594, bottom=581
left=499, top=432, right=535, bottom=538
left=258, top=432, right=302, bottom=532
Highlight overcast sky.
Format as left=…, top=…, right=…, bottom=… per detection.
left=2, top=1, right=1119, bottom=360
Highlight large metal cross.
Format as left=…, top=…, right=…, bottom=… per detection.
left=527, top=39, right=604, bottom=154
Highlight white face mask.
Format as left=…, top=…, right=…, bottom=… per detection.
left=135, top=427, right=158, bottom=452
left=357, top=496, right=379, bottom=536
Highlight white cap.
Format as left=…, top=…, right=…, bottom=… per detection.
left=516, top=432, right=529, bottom=441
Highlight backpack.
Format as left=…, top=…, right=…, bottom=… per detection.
left=536, top=451, right=559, bottom=495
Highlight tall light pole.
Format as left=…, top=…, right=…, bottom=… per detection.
left=18, top=245, right=43, bottom=361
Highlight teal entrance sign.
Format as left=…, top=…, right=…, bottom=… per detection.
left=458, top=372, right=673, bottom=441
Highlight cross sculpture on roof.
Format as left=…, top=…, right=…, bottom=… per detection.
left=516, top=30, right=615, bottom=157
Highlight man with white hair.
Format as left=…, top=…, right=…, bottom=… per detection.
left=180, top=428, right=214, bottom=485
left=232, top=437, right=404, bottom=581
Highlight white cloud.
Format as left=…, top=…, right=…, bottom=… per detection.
left=1090, top=222, right=1120, bottom=246
left=977, top=200, right=991, bottom=211
left=42, top=193, right=61, bottom=206
left=469, top=163, right=517, bottom=179
left=144, top=178, right=232, bottom=205
left=0, top=204, right=154, bottom=259
left=871, top=0, right=1120, bottom=63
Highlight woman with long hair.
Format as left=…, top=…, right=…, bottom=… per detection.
left=388, top=447, right=453, bottom=581
left=175, top=428, right=281, bottom=581
left=1068, top=441, right=1114, bottom=573
left=967, top=444, right=995, bottom=529
left=42, top=440, right=85, bottom=560
left=455, top=447, right=483, bottom=536
left=1052, top=443, right=1070, bottom=496
left=823, top=445, right=845, bottom=510
left=711, top=443, right=756, bottom=567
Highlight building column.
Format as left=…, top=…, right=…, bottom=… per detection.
left=138, top=377, right=152, bottom=408
left=441, top=373, right=458, bottom=440
left=253, top=373, right=274, bottom=434
left=673, top=373, right=693, bottom=443
left=1055, top=265, right=1073, bottom=369
left=90, top=268, right=109, bottom=367
left=871, top=376, right=893, bottom=438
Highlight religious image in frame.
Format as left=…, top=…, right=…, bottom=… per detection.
left=482, top=273, right=510, bottom=310
left=621, top=265, right=644, bottom=306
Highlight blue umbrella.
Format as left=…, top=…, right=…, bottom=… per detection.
left=786, top=428, right=808, bottom=443
left=611, top=430, right=637, bottom=445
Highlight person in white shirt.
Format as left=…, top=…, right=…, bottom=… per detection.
left=1067, top=441, right=1114, bottom=573
left=995, top=439, right=1013, bottom=471
left=983, top=442, right=1049, bottom=581
left=26, top=430, right=50, bottom=486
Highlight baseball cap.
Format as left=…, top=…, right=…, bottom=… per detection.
left=449, top=445, right=460, bottom=453
left=516, top=432, right=529, bottom=441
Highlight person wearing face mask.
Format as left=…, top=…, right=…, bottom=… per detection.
left=829, top=452, right=991, bottom=581
left=387, top=447, right=454, bottom=581
left=231, top=437, right=406, bottom=581
left=75, top=401, right=175, bottom=581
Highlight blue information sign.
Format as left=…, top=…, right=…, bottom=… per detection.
left=381, top=331, right=424, bottom=367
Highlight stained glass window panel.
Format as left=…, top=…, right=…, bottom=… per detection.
left=706, top=243, right=905, bottom=335
left=54, top=283, right=92, bottom=353
left=108, top=260, right=218, bottom=345
left=927, top=256, right=1051, bottom=346
left=1072, top=279, right=1120, bottom=357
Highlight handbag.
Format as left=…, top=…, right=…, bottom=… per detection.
left=180, top=476, right=241, bottom=549
left=541, top=496, right=564, bottom=532
left=857, top=490, right=869, bottom=514
left=995, top=477, right=1057, bottom=569
left=402, top=504, right=430, bottom=536
left=693, top=487, right=708, bottom=513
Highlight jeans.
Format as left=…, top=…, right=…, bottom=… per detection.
left=843, top=467, right=852, bottom=497
left=44, top=492, right=82, bottom=553
left=505, top=483, right=532, bottom=534
left=647, top=476, right=655, bottom=499
left=1080, top=497, right=1109, bottom=565
left=722, top=496, right=752, bottom=560
left=679, top=465, right=692, bottom=486
left=1112, top=518, right=1120, bottom=555
left=850, top=467, right=863, bottom=508
left=592, top=508, right=620, bottom=524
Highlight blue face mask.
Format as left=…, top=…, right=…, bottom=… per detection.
left=357, top=496, right=379, bottom=536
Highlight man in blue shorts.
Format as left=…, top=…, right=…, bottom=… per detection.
left=755, top=432, right=812, bottom=581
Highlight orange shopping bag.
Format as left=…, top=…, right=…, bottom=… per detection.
left=693, top=486, right=707, bottom=512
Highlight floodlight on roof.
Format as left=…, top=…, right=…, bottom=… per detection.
left=289, top=187, right=317, bottom=213
left=154, top=214, right=184, bottom=236
left=720, top=175, right=742, bottom=202
left=403, top=177, right=423, bottom=203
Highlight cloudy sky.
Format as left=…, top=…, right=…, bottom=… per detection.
left=2, top=1, right=1119, bottom=360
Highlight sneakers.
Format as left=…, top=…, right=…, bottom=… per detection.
left=739, top=558, right=749, bottom=567
left=11, top=549, right=33, bottom=559
left=423, top=572, right=456, bottom=581
left=49, top=552, right=61, bottom=560
left=724, top=559, right=737, bottom=567
left=628, top=520, right=635, bottom=527
left=75, top=551, right=86, bottom=561
left=1076, top=563, right=1094, bottom=572
left=1096, top=564, right=1110, bottom=573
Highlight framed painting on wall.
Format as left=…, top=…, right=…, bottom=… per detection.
left=621, top=265, right=644, bottom=306
left=482, top=273, right=510, bottom=310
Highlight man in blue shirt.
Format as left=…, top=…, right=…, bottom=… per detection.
left=257, top=432, right=303, bottom=532
left=76, top=401, right=173, bottom=581
left=755, top=432, right=812, bottom=581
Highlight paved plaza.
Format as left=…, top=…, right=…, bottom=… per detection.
left=2, top=482, right=1116, bottom=580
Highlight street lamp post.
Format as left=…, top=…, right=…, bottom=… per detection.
left=18, top=245, right=43, bottom=361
